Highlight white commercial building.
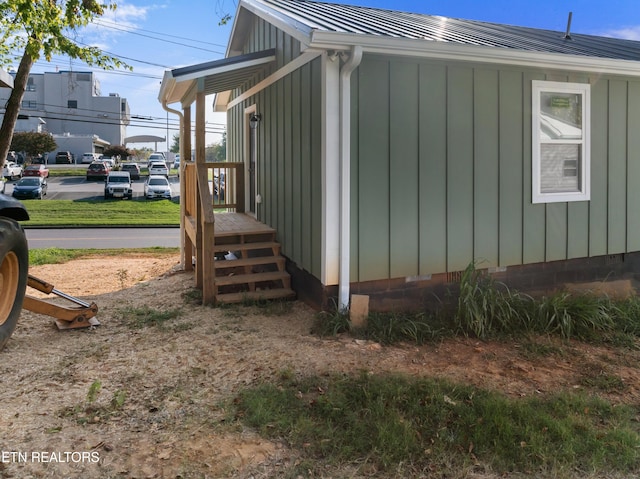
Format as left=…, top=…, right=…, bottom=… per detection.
left=0, top=70, right=130, bottom=161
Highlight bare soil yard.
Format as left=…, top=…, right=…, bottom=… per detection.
left=1, top=253, right=639, bottom=478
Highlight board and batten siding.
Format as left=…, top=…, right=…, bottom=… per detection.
left=351, top=54, right=640, bottom=283
left=226, top=17, right=324, bottom=280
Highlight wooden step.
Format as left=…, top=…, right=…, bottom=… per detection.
left=214, top=231, right=276, bottom=245
left=215, top=255, right=286, bottom=271
left=216, top=288, right=296, bottom=304
left=215, top=270, right=289, bottom=287
left=213, top=241, right=280, bottom=254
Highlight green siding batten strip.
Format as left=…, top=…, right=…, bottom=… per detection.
left=447, top=66, right=475, bottom=272
left=589, top=79, right=608, bottom=256
left=390, top=60, right=420, bottom=278
left=418, top=63, right=447, bottom=274
left=608, top=79, right=628, bottom=254
left=358, top=58, right=390, bottom=281
left=628, top=81, right=640, bottom=252
left=473, top=68, right=500, bottom=267
left=498, top=69, right=524, bottom=266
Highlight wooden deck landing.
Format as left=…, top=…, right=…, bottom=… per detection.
left=214, top=212, right=275, bottom=238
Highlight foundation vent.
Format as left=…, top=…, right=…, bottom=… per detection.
left=605, top=254, right=624, bottom=265
left=446, top=270, right=464, bottom=283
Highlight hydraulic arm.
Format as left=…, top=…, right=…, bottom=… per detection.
left=23, top=275, right=99, bottom=330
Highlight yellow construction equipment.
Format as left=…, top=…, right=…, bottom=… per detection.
left=24, top=275, right=99, bottom=330
left=0, top=196, right=99, bottom=350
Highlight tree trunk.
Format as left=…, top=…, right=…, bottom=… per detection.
left=0, top=49, right=35, bottom=169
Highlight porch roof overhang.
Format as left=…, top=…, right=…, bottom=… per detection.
left=158, top=49, right=276, bottom=108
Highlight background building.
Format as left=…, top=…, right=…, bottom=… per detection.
left=0, top=70, right=130, bottom=161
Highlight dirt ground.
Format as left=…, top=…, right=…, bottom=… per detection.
left=1, top=253, right=639, bottom=478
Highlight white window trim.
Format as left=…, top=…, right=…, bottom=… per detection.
left=532, top=80, right=590, bottom=204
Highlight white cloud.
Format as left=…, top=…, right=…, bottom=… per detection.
left=601, top=26, right=640, bottom=41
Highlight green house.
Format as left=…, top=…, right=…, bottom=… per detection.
left=159, top=0, right=640, bottom=311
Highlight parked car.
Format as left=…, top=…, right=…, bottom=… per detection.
left=104, top=171, right=133, bottom=200
left=172, top=155, right=180, bottom=169
left=121, top=162, right=141, bottom=180
left=144, top=175, right=172, bottom=200
left=12, top=176, right=47, bottom=199
left=2, top=161, right=23, bottom=180
left=149, top=161, right=169, bottom=177
left=23, top=164, right=49, bottom=178
left=81, top=152, right=99, bottom=164
left=86, top=161, right=110, bottom=181
left=148, top=153, right=165, bottom=162
left=100, top=157, right=116, bottom=168
left=54, top=151, right=74, bottom=164
left=0, top=178, right=5, bottom=195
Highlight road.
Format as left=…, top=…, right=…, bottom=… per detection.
left=25, top=227, right=180, bottom=249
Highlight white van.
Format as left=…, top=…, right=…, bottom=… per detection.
left=81, top=152, right=99, bottom=164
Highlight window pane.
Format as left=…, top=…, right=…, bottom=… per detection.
left=539, top=92, right=582, bottom=140
left=540, top=144, right=581, bottom=193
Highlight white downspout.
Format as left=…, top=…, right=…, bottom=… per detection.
left=338, top=45, right=362, bottom=311
left=161, top=101, right=185, bottom=267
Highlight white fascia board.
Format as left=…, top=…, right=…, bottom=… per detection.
left=310, top=31, right=640, bottom=77
left=173, top=55, right=275, bottom=84
left=213, top=91, right=230, bottom=112
left=158, top=70, right=176, bottom=104
left=238, top=0, right=313, bottom=49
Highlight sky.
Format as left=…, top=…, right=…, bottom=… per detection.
left=22, top=0, right=640, bottom=152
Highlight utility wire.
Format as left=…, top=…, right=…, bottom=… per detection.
left=95, top=19, right=228, bottom=48
left=94, top=21, right=225, bottom=55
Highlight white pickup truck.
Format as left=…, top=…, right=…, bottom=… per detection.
left=2, top=162, right=23, bottom=180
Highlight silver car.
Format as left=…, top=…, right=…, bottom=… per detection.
left=144, top=175, right=172, bottom=200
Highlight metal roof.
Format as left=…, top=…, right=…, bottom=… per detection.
left=257, top=0, right=640, bottom=61
left=159, top=49, right=276, bottom=105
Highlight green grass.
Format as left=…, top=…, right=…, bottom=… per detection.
left=47, top=168, right=85, bottom=177
left=28, top=247, right=179, bottom=266
left=233, top=372, right=640, bottom=476
left=20, top=199, right=180, bottom=226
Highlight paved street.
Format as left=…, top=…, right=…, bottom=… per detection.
left=25, top=227, right=180, bottom=249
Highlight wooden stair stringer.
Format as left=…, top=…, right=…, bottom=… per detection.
left=214, top=229, right=295, bottom=304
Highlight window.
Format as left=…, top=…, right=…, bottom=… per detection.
left=67, top=100, right=78, bottom=109
left=21, top=100, right=37, bottom=109
left=532, top=80, right=590, bottom=203
left=26, top=77, right=36, bottom=92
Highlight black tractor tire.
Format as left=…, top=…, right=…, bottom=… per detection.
left=0, top=217, right=29, bottom=351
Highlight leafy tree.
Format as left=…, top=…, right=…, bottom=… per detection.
left=103, top=145, right=130, bottom=160
left=170, top=133, right=180, bottom=153
left=205, top=132, right=227, bottom=162
left=10, top=131, right=56, bottom=161
left=0, top=0, right=130, bottom=168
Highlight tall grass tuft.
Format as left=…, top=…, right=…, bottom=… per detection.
left=455, top=263, right=532, bottom=338
left=534, top=292, right=616, bottom=340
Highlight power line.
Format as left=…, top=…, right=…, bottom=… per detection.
left=65, top=37, right=173, bottom=69
left=14, top=113, right=226, bottom=134
left=94, top=21, right=226, bottom=55
left=95, top=19, right=228, bottom=48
